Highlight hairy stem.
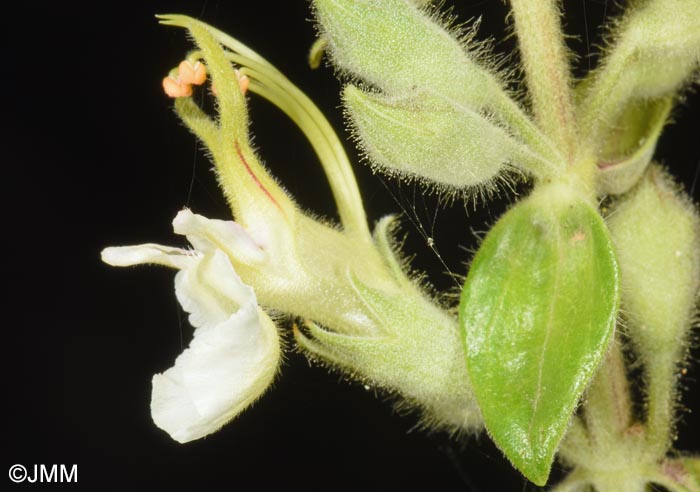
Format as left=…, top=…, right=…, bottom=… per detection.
left=645, top=353, right=678, bottom=455
left=509, top=0, right=578, bottom=164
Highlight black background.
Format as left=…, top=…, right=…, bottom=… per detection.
left=4, top=1, right=699, bottom=491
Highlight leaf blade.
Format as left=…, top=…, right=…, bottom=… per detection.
left=460, top=189, right=619, bottom=485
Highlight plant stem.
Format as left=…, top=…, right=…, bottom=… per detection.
left=509, top=0, right=578, bottom=164
left=644, top=352, right=678, bottom=455
left=591, top=475, right=647, bottom=492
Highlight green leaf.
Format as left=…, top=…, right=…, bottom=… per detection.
left=459, top=185, right=619, bottom=485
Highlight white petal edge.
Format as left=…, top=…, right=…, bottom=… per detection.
left=151, top=250, right=280, bottom=443
left=101, top=244, right=196, bottom=270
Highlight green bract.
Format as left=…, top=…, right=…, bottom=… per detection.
left=459, top=184, right=619, bottom=485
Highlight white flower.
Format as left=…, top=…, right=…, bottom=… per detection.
left=101, top=209, right=280, bottom=443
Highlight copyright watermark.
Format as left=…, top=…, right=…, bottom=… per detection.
left=8, top=464, right=77, bottom=484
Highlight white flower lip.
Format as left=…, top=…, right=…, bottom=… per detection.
left=152, top=250, right=280, bottom=443
left=101, top=211, right=280, bottom=443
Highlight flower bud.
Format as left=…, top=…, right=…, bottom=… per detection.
left=314, top=0, right=561, bottom=186
left=579, top=0, right=699, bottom=145
left=313, top=0, right=497, bottom=105
left=606, top=165, right=700, bottom=356
left=616, top=0, right=700, bottom=100
left=344, top=86, right=554, bottom=190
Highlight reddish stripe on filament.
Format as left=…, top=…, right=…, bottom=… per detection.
left=235, top=140, right=282, bottom=211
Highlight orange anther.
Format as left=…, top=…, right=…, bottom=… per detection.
left=234, top=69, right=250, bottom=94
left=162, top=75, right=193, bottom=98
left=210, top=73, right=248, bottom=98
left=238, top=74, right=250, bottom=94
left=178, top=60, right=207, bottom=86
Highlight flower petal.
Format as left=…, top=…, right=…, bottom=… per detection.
left=151, top=249, right=280, bottom=443
left=101, top=243, right=196, bottom=270
left=174, top=249, right=253, bottom=329
left=173, top=209, right=266, bottom=264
